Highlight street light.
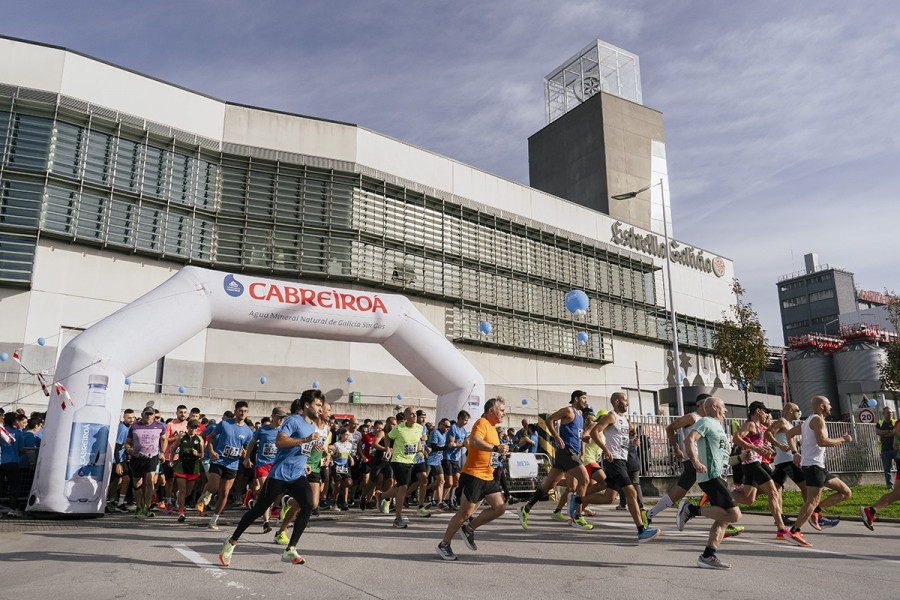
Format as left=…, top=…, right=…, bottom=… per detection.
left=611, top=178, right=684, bottom=417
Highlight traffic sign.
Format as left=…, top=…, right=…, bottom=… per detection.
left=858, top=408, right=875, bottom=423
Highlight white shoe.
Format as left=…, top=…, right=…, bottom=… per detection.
left=207, top=520, right=220, bottom=531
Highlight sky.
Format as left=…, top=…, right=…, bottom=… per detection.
left=3, top=0, right=898, bottom=344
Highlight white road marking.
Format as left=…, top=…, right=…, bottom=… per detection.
left=172, top=544, right=248, bottom=589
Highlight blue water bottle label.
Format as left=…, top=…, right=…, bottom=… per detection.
left=66, top=422, right=110, bottom=480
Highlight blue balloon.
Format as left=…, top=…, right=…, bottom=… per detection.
left=479, top=321, right=492, bottom=335
left=521, top=399, right=528, bottom=405
left=0, top=352, right=7, bottom=362
left=124, top=377, right=132, bottom=385
left=178, top=386, right=186, bottom=394
left=260, top=376, right=267, bottom=385
left=565, top=290, right=590, bottom=315
left=37, top=337, right=46, bottom=346
left=868, top=398, right=877, bottom=408
left=347, top=376, right=354, bottom=383
left=312, top=381, right=320, bottom=389
left=646, top=412, right=652, bottom=416
left=577, top=332, right=589, bottom=343
left=397, top=394, right=403, bottom=400
left=632, top=411, right=638, bottom=415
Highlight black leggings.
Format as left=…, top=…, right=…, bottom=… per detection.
left=0, top=463, right=20, bottom=509
left=231, top=476, right=313, bottom=547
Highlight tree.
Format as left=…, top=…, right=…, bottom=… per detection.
left=880, top=292, right=900, bottom=393
left=712, top=279, right=769, bottom=411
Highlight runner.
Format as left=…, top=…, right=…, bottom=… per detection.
left=425, top=418, right=450, bottom=513
left=123, top=407, right=167, bottom=518
left=785, top=395, right=852, bottom=547
left=173, top=419, right=205, bottom=522
left=109, top=408, right=136, bottom=512
left=219, top=390, right=323, bottom=567
left=199, top=401, right=253, bottom=531
left=243, top=407, right=287, bottom=532
left=444, top=411, right=470, bottom=508
left=676, top=396, right=743, bottom=569
left=162, top=405, right=189, bottom=514
left=730, top=401, right=789, bottom=538
left=380, top=407, right=425, bottom=528
left=578, top=392, right=660, bottom=542
left=436, top=397, right=510, bottom=560
left=765, top=402, right=809, bottom=530
left=409, top=409, right=431, bottom=517
left=331, top=428, right=355, bottom=510
left=368, top=418, right=395, bottom=510
left=861, top=419, right=900, bottom=529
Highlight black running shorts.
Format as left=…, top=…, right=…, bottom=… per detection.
left=459, top=472, right=501, bottom=505
left=802, top=465, right=836, bottom=488
left=603, top=458, right=633, bottom=491
left=552, top=446, right=583, bottom=472
left=698, top=477, right=737, bottom=510
left=676, top=459, right=697, bottom=490
left=741, top=461, right=773, bottom=487
left=208, top=462, right=238, bottom=481
left=392, top=463, right=414, bottom=487
left=772, top=460, right=804, bottom=487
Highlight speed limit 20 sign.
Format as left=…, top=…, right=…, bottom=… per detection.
left=858, top=408, right=875, bottom=423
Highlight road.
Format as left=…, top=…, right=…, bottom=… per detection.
left=2, top=502, right=899, bottom=600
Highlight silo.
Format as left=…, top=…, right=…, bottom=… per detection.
left=786, top=349, right=838, bottom=416
left=834, top=341, right=887, bottom=415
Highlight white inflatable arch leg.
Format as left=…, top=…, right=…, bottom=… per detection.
left=28, top=267, right=484, bottom=516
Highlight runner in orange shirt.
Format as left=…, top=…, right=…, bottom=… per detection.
left=436, top=397, right=509, bottom=560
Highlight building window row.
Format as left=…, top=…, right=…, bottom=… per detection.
left=809, top=289, right=835, bottom=303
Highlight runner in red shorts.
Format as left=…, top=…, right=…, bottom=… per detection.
left=173, top=420, right=205, bottom=522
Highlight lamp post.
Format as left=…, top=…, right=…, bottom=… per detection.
left=611, top=178, right=684, bottom=417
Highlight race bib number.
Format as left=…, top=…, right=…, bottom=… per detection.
left=335, top=463, right=349, bottom=475
left=489, top=452, right=501, bottom=468
left=262, top=443, right=277, bottom=457
left=403, top=444, right=416, bottom=455
left=299, top=442, right=313, bottom=456
left=222, top=445, right=240, bottom=458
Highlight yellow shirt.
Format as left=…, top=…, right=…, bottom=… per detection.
left=461, top=417, right=500, bottom=481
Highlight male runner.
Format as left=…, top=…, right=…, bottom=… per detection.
left=425, top=418, right=450, bottom=512
left=409, top=409, right=431, bottom=516
left=380, top=407, right=425, bottom=528
left=109, top=408, right=135, bottom=512
left=677, top=396, right=742, bottom=568
left=368, top=418, right=395, bottom=510
left=765, top=402, right=809, bottom=530
left=436, top=397, right=510, bottom=560
left=244, top=407, right=286, bottom=532
left=173, top=419, right=205, bottom=522
left=219, top=390, right=323, bottom=566
left=444, top=411, right=469, bottom=508
left=578, top=392, right=660, bottom=542
left=785, top=395, right=852, bottom=547
left=731, top=401, right=789, bottom=537
left=861, top=417, right=900, bottom=529
left=518, top=390, right=593, bottom=530
left=123, top=407, right=167, bottom=518
left=199, top=401, right=253, bottom=530
left=162, top=405, right=189, bottom=513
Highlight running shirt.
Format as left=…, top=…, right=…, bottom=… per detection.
left=307, top=424, right=330, bottom=475
left=253, top=425, right=279, bottom=467
left=604, top=412, right=630, bottom=461
left=174, top=433, right=204, bottom=475
left=349, top=429, right=362, bottom=459
left=426, top=428, right=447, bottom=465
left=360, top=431, right=376, bottom=464
left=446, top=423, right=467, bottom=462
left=268, top=414, right=317, bottom=481
left=164, top=419, right=188, bottom=461
left=461, top=417, right=501, bottom=481
left=677, top=412, right=700, bottom=455
left=128, top=421, right=166, bottom=457
left=333, top=440, right=353, bottom=475
left=772, top=424, right=793, bottom=465
left=210, top=419, right=252, bottom=470
left=388, top=422, right=424, bottom=464
left=800, top=414, right=826, bottom=468
left=740, top=423, right=766, bottom=464
left=115, top=422, right=130, bottom=463
left=558, top=409, right=584, bottom=453
left=692, top=417, right=731, bottom=483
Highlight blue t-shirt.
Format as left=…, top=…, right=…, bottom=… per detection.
left=21, top=430, right=40, bottom=467
left=426, top=429, right=447, bottom=465
left=559, top=410, right=584, bottom=453
left=253, top=425, right=279, bottom=467
left=0, top=427, right=22, bottom=465
left=211, top=419, right=253, bottom=470
left=268, top=414, right=316, bottom=482
left=446, top=423, right=468, bottom=462
left=524, top=433, right=539, bottom=453
left=115, top=422, right=130, bottom=463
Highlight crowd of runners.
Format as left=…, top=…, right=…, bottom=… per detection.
left=3, top=387, right=899, bottom=570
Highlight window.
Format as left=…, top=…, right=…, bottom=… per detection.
left=0, top=180, right=42, bottom=228
left=809, top=289, right=835, bottom=302
left=0, top=233, right=36, bottom=284
left=782, top=296, right=807, bottom=308
left=6, top=114, right=52, bottom=171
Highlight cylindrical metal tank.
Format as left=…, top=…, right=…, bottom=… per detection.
left=786, top=349, right=838, bottom=417
left=834, top=341, right=887, bottom=415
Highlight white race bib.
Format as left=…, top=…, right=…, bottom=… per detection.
left=222, top=445, right=240, bottom=458
left=262, top=443, right=277, bottom=457
left=403, top=444, right=416, bottom=455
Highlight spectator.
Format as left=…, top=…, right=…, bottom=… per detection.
left=0, top=412, right=24, bottom=517
left=876, top=407, right=898, bottom=490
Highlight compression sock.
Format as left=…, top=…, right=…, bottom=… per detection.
left=647, top=494, right=673, bottom=519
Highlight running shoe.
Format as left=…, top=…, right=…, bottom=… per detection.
left=781, top=514, right=795, bottom=527
left=178, top=514, right=186, bottom=523
left=517, top=506, right=530, bottom=530
left=583, top=508, right=596, bottom=517
left=263, top=521, right=272, bottom=534
left=641, top=509, right=650, bottom=529
left=809, top=512, right=822, bottom=531
left=165, top=502, right=174, bottom=515
left=698, top=493, right=709, bottom=507
left=358, top=498, right=367, bottom=511
left=417, top=506, right=431, bottom=518
left=437, top=502, right=450, bottom=511
left=144, top=509, right=155, bottom=518
left=697, top=554, right=730, bottom=569
left=676, top=499, right=694, bottom=531
left=637, top=527, right=660, bottom=543
left=551, top=510, right=569, bottom=522
left=459, top=523, right=477, bottom=551
left=436, top=541, right=457, bottom=561
left=392, top=517, right=408, bottom=529
left=311, top=508, right=319, bottom=517
left=570, top=517, right=594, bottom=530
left=723, top=525, right=744, bottom=538
left=243, top=489, right=253, bottom=508
left=157, top=500, right=166, bottom=510
left=274, top=531, right=289, bottom=545
left=860, top=507, right=875, bottom=531
left=133, top=508, right=143, bottom=519
left=195, top=499, right=207, bottom=516
left=219, top=540, right=235, bottom=567
left=115, top=503, right=129, bottom=513
left=776, top=529, right=787, bottom=540
left=207, top=520, right=220, bottom=531
left=380, top=499, right=391, bottom=515
left=615, top=505, right=627, bottom=510
left=818, top=516, right=840, bottom=528
left=784, top=529, right=812, bottom=547
left=281, top=548, right=305, bottom=564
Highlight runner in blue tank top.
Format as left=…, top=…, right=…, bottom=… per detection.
left=517, top=390, right=593, bottom=530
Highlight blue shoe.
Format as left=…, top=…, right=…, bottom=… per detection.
left=817, top=516, right=840, bottom=528
left=638, top=527, right=660, bottom=543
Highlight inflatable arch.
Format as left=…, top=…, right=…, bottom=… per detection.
left=27, top=267, right=484, bottom=516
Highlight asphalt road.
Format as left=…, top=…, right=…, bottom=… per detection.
left=2, top=502, right=899, bottom=600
